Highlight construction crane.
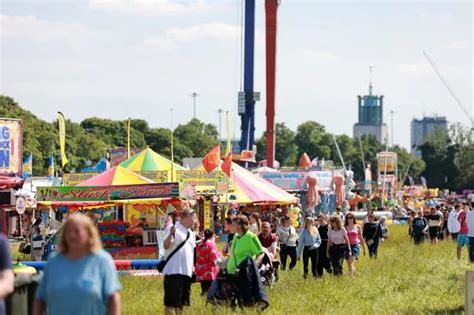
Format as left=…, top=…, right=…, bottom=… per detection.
left=423, top=51, right=474, bottom=130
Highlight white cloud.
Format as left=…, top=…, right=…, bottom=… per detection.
left=293, top=50, right=341, bottom=64
left=0, top=14, right=88, bottom=44
left=397, top=62, right=432, bottom=76
left=144, top=22, right=241, bottom=49
left=448, top=40, right=469, bottom=49
left=88, top=0, right=210, bottom=17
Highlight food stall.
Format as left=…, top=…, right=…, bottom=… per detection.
left=36, top=166, right=181, bottom=259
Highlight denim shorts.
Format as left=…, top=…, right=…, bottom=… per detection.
left=347, top=243, right=360, bottom=259
left=457, top=234, right=470, bottom=247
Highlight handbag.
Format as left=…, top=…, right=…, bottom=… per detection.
left=157, top=230, right=190, bottom=273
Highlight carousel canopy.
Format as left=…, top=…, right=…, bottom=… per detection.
left=193, top=162, right=297, bottom=205
left=77, top=166, right=153, bottom=186
left=120, top=147, right=185, bottom=181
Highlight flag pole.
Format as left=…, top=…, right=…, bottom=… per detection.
left=170, top=108, right=174, bottom=182
left=127, top=118, right=131, bottom=159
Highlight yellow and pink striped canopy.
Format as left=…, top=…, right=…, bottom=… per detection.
left=193, top=162, right=297, bottom=205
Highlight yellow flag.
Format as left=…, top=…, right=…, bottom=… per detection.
left=127, top=118, right=131, bottom=159
left=57, top=112, right=68, bottom=167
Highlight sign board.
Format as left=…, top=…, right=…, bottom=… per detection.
left=203, top=199, right=211, bottom=230
left=63, top=173, right=98, bottom=186
left=176, top=170, right=233, bottom=197
left=110, top=147, right=139, bottom=167
left=377, top=151, right=397, bottom=174
left=138, top=171, right=168, bottom=183
left=37, top=183, right=179, bottom=202
left=15, top=196, right=26, bottom=214
left=0, top=118, right=22, bottom=176
left=260, top=170, right=334, bottom=192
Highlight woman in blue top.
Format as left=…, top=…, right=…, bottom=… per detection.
left=33, top=214, right=121, bottom=315
left=297, top=217, right=321, bottom=279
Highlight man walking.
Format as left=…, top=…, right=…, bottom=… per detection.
left=447, top=204, right=461, bottom=241
left=457, top=204, right=470, bottom=261
left=466, top=203, right=474, bottom=262
left=162, top=208, right=197, bottom=315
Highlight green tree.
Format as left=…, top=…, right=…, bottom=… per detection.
left=294, top=121, right=332, bottom=161
left=144, top=128, right=192, bottom=163
left=255, top=123, right=297, bottom=166
left=174, top=119, right=219, bottom=158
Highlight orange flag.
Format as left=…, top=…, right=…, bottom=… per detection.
left=202, top=145, right=221, bottom=173
left=222, top=150, right=232, bottom=177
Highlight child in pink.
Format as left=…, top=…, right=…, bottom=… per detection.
left=195, top=229, right=221, bottom=295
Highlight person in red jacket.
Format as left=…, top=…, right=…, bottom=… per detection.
left=195, top=229, right=221, bottom=295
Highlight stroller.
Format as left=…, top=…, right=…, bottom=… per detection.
left=258, top=249, right=279, bottom=287
left=207, top=258, right=270, bottom=311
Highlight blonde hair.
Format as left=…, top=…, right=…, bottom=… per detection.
left=58, top=213, right=102, bottom=254
left=329, top=215, right=343, bottom=230
left=304, top=217, right=318, bottom=237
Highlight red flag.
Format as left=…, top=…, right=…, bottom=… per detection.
left=222, top=151, right=232, bottom=177
left=202, top=145, right=221, bottom=173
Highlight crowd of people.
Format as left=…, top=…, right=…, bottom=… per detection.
left=5, top=202, right=474, bottom=314
left=409, top=202, right=474, bottom=261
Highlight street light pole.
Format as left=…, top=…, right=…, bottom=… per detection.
left=190, top=92, right=199, bottom=119
left=390, top=110, right=395, bottom=146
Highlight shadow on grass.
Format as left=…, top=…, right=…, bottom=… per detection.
left=428, top=306, right=463, bottom=315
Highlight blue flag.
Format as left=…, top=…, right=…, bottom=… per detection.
left=22, top=153, right=33, bottom=179
left=47, top=154, right=55, bottom=181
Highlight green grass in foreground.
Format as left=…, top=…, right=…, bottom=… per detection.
left=122, top=225, right=466, bottom=314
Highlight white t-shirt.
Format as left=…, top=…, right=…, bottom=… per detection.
left=328, top=227, right=347, bottom=245
left=162, top=222, right=196, bottom=277
left=466, top=211, right=474, bottom=237
left=447, top=210, right=460, bottom=234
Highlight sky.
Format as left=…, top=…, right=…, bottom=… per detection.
left=0, top=0, right=472, bottom=150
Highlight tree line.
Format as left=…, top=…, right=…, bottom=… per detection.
left=0, top=95, right=472, bottom=190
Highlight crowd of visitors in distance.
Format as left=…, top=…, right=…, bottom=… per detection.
left=5, top=202, right=474, bottom=314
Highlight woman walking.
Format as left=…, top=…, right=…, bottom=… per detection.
left=297, top=217, right=321, bottom=279
left=363, top=213, right=382, bottom=258
left=276, top=215, right=298, bottom=271
left=344, top=213, right=366, bottom=274
left=327, top=216, right=351, bottom=276
left=316, top=214, right=332, bottom=276
left=33, top=214, right=121, bottom=315
left=195, top=229, right=221, bottom=295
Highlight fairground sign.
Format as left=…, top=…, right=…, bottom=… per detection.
left=37, top=183, right=179, bottom=202
left=63, top=173, right=98, bottom=186
left=260, top=171, right=334, bottom=192
left=176, top=170, right=234, bottom=197
left=0, top=118, right=22, bottom=176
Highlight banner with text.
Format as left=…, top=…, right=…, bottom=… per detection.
left=63, top=173, right=98, bottom=186
left=260, top=170, right=334, bottom=192
left=176, top=170, right=234, bottom=197
left=37, top=183, right=179, bottom=202
left=0, top=119, right=22, bottom=176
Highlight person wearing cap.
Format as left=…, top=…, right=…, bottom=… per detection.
left=195, top=229, right=221, bottom=295
left=162, top=208, right=197, bottom=314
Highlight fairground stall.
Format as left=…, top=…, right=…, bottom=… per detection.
left=36, top=166, right=181, bottom=260
left=178, top=161, right=299, bottom=231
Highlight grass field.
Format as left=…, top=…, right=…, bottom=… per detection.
left=120, top=225, right=467, bottom=314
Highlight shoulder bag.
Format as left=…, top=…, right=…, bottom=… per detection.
left=157, top=230, right=190, bottom=273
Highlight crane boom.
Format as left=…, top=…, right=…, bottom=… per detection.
left=423, top=51, right=474, bottom=128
